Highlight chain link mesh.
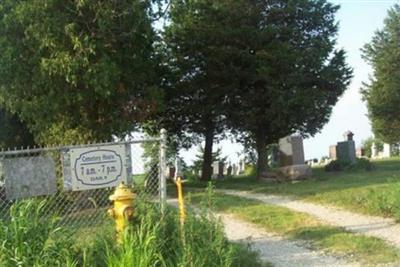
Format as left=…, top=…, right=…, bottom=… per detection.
left=0, top=139, right=164, bottom=231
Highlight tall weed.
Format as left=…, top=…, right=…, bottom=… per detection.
left=1, top=197, right=264, bottom=266
left=104, top=224, right=165, bottom=267
left=0, top=200, right=76, bottom=267
left=81, top=199, right=258, bottom=266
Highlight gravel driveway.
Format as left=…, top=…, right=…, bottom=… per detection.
left=222, top=214, right=357, bottom=267
left=219, top=189, right=400, bottom=248
left=167, top=198, right=356, bottom=266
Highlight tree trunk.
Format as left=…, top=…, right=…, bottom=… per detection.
left=200, top=125, right=214, bottom=181
left=255, top=130, right=268, bottom=180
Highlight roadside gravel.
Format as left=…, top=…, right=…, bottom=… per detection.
left=167, top=199, right=356, bottom=267
left=219, top=189, right=400, bottom=249
left=221, top=214, right=357, bottom=267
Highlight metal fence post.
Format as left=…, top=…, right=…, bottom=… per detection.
left=159, top=129, right=167, bottom=212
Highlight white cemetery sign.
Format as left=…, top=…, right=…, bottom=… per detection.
left=67, top=144, right=128, bottom=191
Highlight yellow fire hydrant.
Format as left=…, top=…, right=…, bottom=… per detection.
left=107, top=182, right=135, bottom=242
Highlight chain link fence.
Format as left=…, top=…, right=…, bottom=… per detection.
left=0, top=135, right=167, bottom=231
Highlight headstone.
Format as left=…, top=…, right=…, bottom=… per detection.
left=227, top=165, right=232, bottom=176
left=169, top=167, right=176, bottom=179
left=383, top=144, right=392, bottom=158
left=329, top=145, right=337, bottom=160
left=1, top=156, right=57, bottom=200
left=223, top=163, right=228, bottom=175
left=328, top=131, right=357, bottom=162
left=238, top=160, right=245, bottom=174
left=212, top=161, right=219, bottom=179
left=218, top=161, right=224, bottom=179
left=268, top=146, right=279, bottom=166
left=279, top=164, right=312, bottom=180
left=276, top=136, right=311, bottom=180
left=174, top=158, right=183, bottom=179
left=337, top=141, right=356, bottom=163
left=232, top=164, right=238, bottom=175
left=356, top=148, right=365, bottom=158
left=278, top=136, right=305, bottom=166
left=371, top=142, right=378, bottom=158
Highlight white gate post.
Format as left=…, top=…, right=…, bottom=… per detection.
left=159, top=129, right=167, bottom=211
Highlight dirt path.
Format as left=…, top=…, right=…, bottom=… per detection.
left=167, top=199, right=355, bottom=267
left=221, top=214, right=357, bottom=267
left=219, top=189, right=400, bottom=248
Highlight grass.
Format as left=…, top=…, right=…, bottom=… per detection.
left=188, top=190, right=400, bottom=265
left=132, top=174, right=146, bottom=186
left=0, top=200, right=76, bottom=267
left=186, top=158, right=400, bottom=221
left=0, top=198, right=266, bottom=267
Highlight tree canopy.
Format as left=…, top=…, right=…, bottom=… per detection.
left=0, top=0, right=353, bottom=182
left=361, top=137, right=383, bottom=158
left=228, top=0, right=353, bottom=177
left=362, top=5, right=400, bottom=144
left=162, top=0, right=352, bottom=179
left=0, top=0, right=161, bottom=144
left=0, top=108, right=35, bottom=149
left=162, top=0, right=237, bottom=180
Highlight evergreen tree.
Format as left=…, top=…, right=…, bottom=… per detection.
left=163, top=0, right=232, bottom=181
left=163, top=0, right=352, bottom=179
left=362, top=5, right=400, bottom=143
left=0, top=0, right=161, bottom=145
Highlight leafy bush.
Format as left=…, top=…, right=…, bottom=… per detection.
left=325, top=158, right=374, bottom=172
left=324, top=160, right=350, bottom=172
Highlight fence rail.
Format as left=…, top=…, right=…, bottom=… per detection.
left=0, top=138, right=161, bottom=155
left=0, top=135, right=167, bottom=231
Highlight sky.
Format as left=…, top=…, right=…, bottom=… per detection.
left=178, top=0, right=400, bottom=165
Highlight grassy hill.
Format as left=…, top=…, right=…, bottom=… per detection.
left=187, top=158, right=400, bottom=221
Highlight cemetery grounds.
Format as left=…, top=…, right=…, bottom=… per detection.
left=183, top=158, right=400, bottom=266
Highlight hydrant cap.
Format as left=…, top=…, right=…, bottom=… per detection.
left=109, top=182, right=135, bottom=201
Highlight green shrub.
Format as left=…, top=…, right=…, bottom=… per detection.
left=325, top=158, right=374, bottom=172
left=325, top=160, right=348, bottom=172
